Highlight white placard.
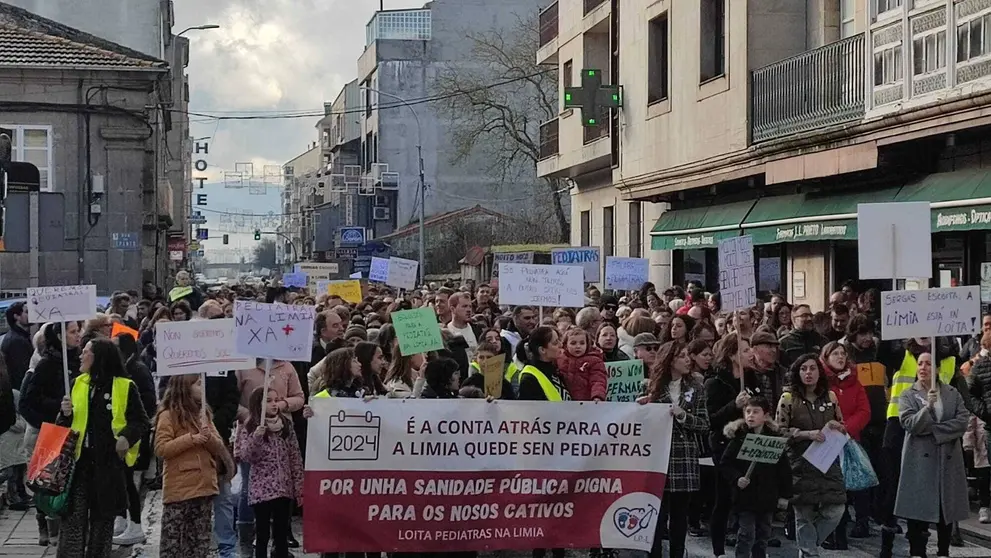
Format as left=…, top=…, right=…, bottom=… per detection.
left=349, top=272, right=362, bottom=279
left=155, top=319, right=255, bottom=376
left=386, top=257, right=419, bottom=290
left=717, top=236, right=756, bottom=313
left=498, top=263, right=584, bottom=308
left=369, top=257, right=390, bottom=283
left=981, top=263, right=991, bottom=303
left=294, top=262, right=341, bottom=288
left=604, top=257, right=649, bottom=291
left=233, top=300, right=316, bottom=361
left=26, top=285, right=97, bottom=323
left=315, top=280, right=331, bottom=295
left=857, top=202, right=932, bottom=280
left=881, top=286, right=981, bottom=341
left=551, top=247, right=601, bottom=283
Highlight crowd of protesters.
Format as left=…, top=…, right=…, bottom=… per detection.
left=0, top=270, right=984, bottom=558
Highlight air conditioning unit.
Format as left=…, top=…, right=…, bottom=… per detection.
left=373, top=206, right=391, bottom=221
left=317, top=181, right=326, bottom=190
left=374, top=195, right=389, bottom=207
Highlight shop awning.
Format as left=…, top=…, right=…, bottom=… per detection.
left=896, top=170, right=991, bottom=233
left=741, top=188, right=902, bottom=245
left=650, top=200, right=756, bottom=251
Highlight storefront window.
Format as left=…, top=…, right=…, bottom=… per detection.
left=756, top=245, right=783, bottom=297
left=683, top=250, right=707, bottom=289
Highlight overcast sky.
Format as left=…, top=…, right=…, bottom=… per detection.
left=174, top=0, right=419, bottom=259
left=174, top=0, right=418, bottom=183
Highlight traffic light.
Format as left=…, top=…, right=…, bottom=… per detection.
left=223, top=234, right=229, bottom=245
left=253, top=229, right=261, bottom=241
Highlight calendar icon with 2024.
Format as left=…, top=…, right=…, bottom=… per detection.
left=328, top=410, right=381, bottom=461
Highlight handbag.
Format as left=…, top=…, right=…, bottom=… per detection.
left=34, top=469, right=75, bottom=517
left=840, top=438, right=879, bottom=491
left=26, top=423, right=78, bottom=496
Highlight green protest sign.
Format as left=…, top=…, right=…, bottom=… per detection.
left=392, top=308, right=445, bottom=356
left=605, top=360, right=645, bottom=402
left=737, top=433, right=788, bottom=464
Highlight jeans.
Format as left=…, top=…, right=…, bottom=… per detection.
left=214, top=479, right=237, bottom=558
left=736, top=511, right=772, bottom=558
left=793, top=504, right=845, bottom=557
left=253, top=497, right=291, bottom=558
left=651, top=491, right=692, bottom=558
left=237, top=462, right=255, bottom=525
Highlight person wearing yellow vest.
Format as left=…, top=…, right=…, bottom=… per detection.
left=56, top=338, right=149, bottom=557
left=463, top=340, right=514, bottom=399
left=878, top=338, right=971, bottom=558
left=312, top=347, right=368, bottom=399
left=517, top=326, right=571, bottom=402
left=167, top=270, right=204, bottom=310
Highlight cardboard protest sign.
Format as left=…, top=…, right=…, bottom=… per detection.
left=717, top=236, right=756, bottom=312
left=282, top=272, right=308, bottom=288
left=26, top=285, right=97, bottom=323
left=498, top=263, right=584, bottom=308
left=479, top=353, right=505, bottom=398
left=392, top=307, right=444, bottom=356
left=604, top=257, right=649, bottom=291
left=156, top=318, right=255, bottom=376
left=233, top=301, right=315, bottom=361
left=552, top=247, right=601, bottom=283
left=369, top=257, right=390, bottom=283
left=387, top=257, right=419, bottom=290
left=880, top=286, right=980, bottom=340
left=737, top=433, right=788, bottom=464
left=328, top=280, right=363, bottom=304
left=606, top=360, right=645, bottom=402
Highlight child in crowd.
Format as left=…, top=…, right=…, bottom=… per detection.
left=463, top=341, right=514, bottom=399
left=556, top=328, right=607, bottom=401
left=720, top=397, right=792, bottom=558
left=155, top=375, right=235, bottom=558
left=234, top=388, right=304, bottom=558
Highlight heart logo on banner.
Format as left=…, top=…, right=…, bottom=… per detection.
left=612, top=505, right=656, bottom=538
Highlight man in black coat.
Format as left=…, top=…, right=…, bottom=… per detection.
left=2, top=302, right=34, bottom=391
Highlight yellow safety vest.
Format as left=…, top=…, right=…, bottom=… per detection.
left=312, top=390, right=331, bottom=398
left=519, top=365, right=562, bottom=402
left=70, top=374, right=140, bottom=466
left=505, top=361, right=520, bottom=384
left=469, top=362, right=481, bottom=375
left=168, top=285, right=193, bottom=302
left=886, top=352, right=956, bottom=419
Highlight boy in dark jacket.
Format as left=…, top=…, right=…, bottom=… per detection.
left=720, top=397, right=792, bottom=558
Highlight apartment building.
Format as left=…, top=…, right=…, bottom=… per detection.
left=279, top=144, right=322, bottom=264
left=539, top=0, right=991, bottom=309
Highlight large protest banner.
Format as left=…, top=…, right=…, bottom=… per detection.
left=303, top=399, right=673, bottom=554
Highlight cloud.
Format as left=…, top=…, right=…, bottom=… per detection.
left=175, top=0, right=421, bottom=186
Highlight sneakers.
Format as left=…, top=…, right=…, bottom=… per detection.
left=981, top=507, right=991, bottom=524
left=113, top=516, right=128, bottom=537
left=113, top=521, right=146, bottom=546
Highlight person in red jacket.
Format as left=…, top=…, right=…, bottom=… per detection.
left=556, top=328, right=607, bottom=401
left=820, top=341, right=871, bottom=547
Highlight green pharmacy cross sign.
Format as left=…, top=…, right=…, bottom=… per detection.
left=564, top=68, right=623, bottom=127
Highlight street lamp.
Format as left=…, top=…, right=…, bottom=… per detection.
left=177, top=24, right=221, bottom=37
left=359, top=86, right=426, bottom=286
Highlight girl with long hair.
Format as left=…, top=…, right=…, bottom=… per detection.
left=354, top=341, right=387, bottom=395
left=234, top=387, right=303, bottom=558
left=517, top=326, right=570, bottom=402
left=56, top=338, right=149, bottom=558
left=384, top=344, right=426, bottom=399
left=314, top=347, right=364, bottom=398
left=641, top=341, right=709, bottom=558
left=155, top=375, right=234, bottom=558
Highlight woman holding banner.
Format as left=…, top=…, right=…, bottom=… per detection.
left=895, top=353, right=970, bottom=558
left=56, top=337, right=149, bottom=558
left=517, top=326, right=570, bottom=402
left=642, top=341, right=709, bottom=558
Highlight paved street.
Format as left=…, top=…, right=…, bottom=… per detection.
left=3, top=492, right=991, bottom=558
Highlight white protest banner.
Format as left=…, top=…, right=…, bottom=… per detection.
left=858, top=202, right=932, bottom=280
left=604, top=257, right=649, bottom=291
left=982, top=263, right=991, bottom=303
left=717, top=236, right=756, bottom=313
left=233, top=300, right=316, bottom=361
left=303, top=398, right=672, bottom=553
left=880, top=286, right=981, bottom=341
left=295, top=262, right=342, bottom=288
left=499, top=263, right=584, bottom=308
left=369, top=257, right=390, bottom=283
left=26, top=285, right=97, bottom=323
left=155, top=319, right=255, bottom=376
left=552, top=247, right=601, bottom=283
left=387, top=257, right=419, bottom=290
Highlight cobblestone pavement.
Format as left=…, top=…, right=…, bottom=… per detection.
left=3, top=493, right=991, bottom=558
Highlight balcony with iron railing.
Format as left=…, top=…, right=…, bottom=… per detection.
left=539, top=2, right=558, bottom=49
left=539, top=118, right=559, bottom=159
left=751, top=33, right=866, bottom=143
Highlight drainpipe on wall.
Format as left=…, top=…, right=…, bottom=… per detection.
left=77, top=80, right=86, bottom=285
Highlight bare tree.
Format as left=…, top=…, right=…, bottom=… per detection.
left=432, top=14, right=570, bottom=242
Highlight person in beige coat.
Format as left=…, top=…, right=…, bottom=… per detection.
left=156, top=374, right=233, bottom=558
